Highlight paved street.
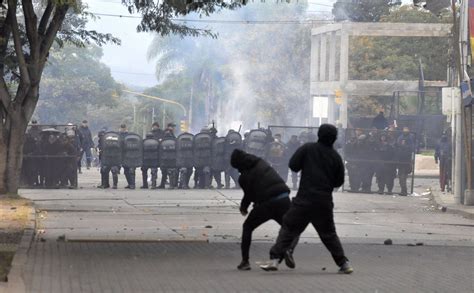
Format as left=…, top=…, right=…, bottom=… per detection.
left=12, top=170, right=474, bottom=292
left=21, top=242, right=474, bottom=293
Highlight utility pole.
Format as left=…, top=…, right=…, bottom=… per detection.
left=460, top=0, right=474, bottom=205
left=452, top=0, right=463, bottom=204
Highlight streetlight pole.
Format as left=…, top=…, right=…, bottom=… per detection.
left=122, top=90, right=187, bottom=117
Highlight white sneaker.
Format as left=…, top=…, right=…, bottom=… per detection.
left=259, top=259, right=279, bottom=271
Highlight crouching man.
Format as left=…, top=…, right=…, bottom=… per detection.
left=230, top=149, right=298, bottom=271
left=259, top=124, right=353, bottom=274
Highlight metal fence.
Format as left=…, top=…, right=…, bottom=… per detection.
left=20, top=124, right=79, bottom=189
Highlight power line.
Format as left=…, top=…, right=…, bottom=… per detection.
left=90, top=12, right=332, bottom=24
left=308, top=1, right=335, bottom=8
left=112, top=70, right=156, bottom=76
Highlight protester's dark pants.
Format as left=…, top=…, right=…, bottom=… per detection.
left=269, top=201, right=348, bottom=267
left=241, top=197, right=298, bottom=262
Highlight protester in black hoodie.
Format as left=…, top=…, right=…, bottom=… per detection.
left=231, top=149, right=298, bottom=271
left=259, top=124, right=353, bottom=274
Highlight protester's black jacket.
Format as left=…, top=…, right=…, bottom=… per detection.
left=231, top=149, right=289, bottom=212
left=289, top=142, right=344, bottom=204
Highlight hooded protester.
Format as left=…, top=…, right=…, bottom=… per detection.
left=259, top=124, right=353, bottom=274
left=230, top=149, right=298, bottom=271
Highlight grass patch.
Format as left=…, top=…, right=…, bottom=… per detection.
left=0, top=198, right=32, bottom=282
left=0, top=251, right=14, bottom=282
left=0, top=198, right=32, bottom=230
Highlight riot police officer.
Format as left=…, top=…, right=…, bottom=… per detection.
left=375, top=134, right=396, bottom=195
left=98, top=130, right=122, bottom=189
left=211, top=136, right=226, bottom=189
left=224, top=130, right=242, bottom=189
left=176, top=133, right=194, bottom=189
left=160, top=135, right=178, bottom=189
left=396, top=138, right=413, bottom=196
left=158, top=124, right=177, bottom=188
left=122, top=130, right=143, bottom=190
left=151, top=122, right=164, bottom=141
left=194, top=130, right=213, bottom=189
left=141, top=133, right=159, bottom=189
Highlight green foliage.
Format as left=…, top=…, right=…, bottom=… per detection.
left=347, top=5, right=451, bottom=117
left=333, top=0, right=398, bottom=22
left=34, top=44, right=121, bottom=126
left=122, top=0, right=245, bottom=37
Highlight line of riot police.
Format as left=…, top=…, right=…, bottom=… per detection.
left=344, top=128, right=416, bottom=196
left=97, top=124, right=244, bottom=190
left=21, top=123, right=81, bottom=189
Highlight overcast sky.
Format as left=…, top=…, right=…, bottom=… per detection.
left=85, top=0, right=410, bottom=88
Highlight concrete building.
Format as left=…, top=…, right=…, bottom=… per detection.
left=309, top=22, right=452, bottom=127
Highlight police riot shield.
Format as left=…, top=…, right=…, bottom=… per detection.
left=122, top=133, right=143, bottom=168
left=343, top=128, right=416, bottom=195
left=194, top=132, right=213, bottom=168
left=102, top=132, right=122, bottom=167
left=159, top=138, right=177, bottom=169
left=211, top=137, right=226, bottom=172
left=245, top=129, right=268, bottom=158
left=267, top=126, right=320, bottom=159
left=225, top=131, right=243, bottom=167
left=177, top=133, right=194, bottom=168
left=142, top=138, right=159, bottom=168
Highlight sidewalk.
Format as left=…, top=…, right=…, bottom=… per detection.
left=430, top=190, right=474, bottom=219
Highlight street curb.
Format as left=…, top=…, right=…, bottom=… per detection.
left=429, top=191, right=474, bottom=220
left=4, top=202, right=36, bottom=293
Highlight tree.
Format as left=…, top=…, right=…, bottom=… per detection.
left=346, top=5, right=451, bottom=117
left=332, top=0, right=400, bottom=22
left=35, top=44, right=119, bottom=124
left=147, top=34, right=227, bottom=131
left=0, top=0, right=245, bottom=196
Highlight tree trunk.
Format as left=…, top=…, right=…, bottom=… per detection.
left=0, top=108, right=28, bottom=198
